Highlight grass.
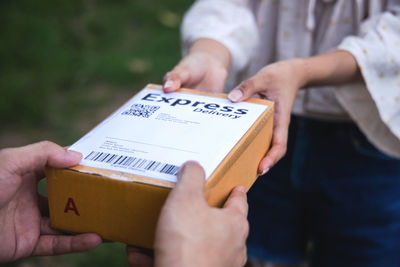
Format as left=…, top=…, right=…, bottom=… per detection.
left=0, top=0, right=190, bottom=146
left=0, top=0, right=191, bottom=266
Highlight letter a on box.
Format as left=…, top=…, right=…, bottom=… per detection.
left=64, top=197, right=80, bottom=216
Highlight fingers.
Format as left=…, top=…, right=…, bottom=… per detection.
left=192, top=66, right=227, bottom=93
left=40, top=218, right=61, bottom=235
left=258, top=123, right=288, bottom=174
left=163, top=66, right=190, bottom=93
left=32, top=233, right=102, bottom=256
left=223, top=186, right=248, bottom=217
left=163, top=50, right=229, bottom=93
left=171, top=161, right=206, bottom=202
left=126, top=246, right=154, bottom=267
left=38, top=194, right=49, bottom=216
left=258, top=145, right=284, bottom=174
left=240, top=245, right=248, bottom=267
left=228, top=79, right=259, bottom=102
left=44, top=142, right=82, bottom=168
left=127, top=251, right=153, bottom=267
left=5, top=141, right=82, bottom=177
left=224, top=187, right=250, bottom=247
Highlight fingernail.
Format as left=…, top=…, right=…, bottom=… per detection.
left=236, top=186, right=246, bottom=193
left=67, top=150, right=82, bottom=159
left=228, top=90, right=243, bottom=102
left=163, top=79, right=175, bottom=91
left=176, top=166, right=185, bottom=180
left=176, top=162, right=190, bottom=180
left=261, top=168, right=270, bottom=175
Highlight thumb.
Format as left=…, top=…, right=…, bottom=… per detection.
left=170, top=161, right=206, bottom=202
left=126, top=246, right=154, bottom=267
left=228, top=79, right=259, bottom=103
left=8, top=141, right=82, bottom=176
left=163, top=66, right=190, bottom=93
left=223, top=186, right=248, bottom=217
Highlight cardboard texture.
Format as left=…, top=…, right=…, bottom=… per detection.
left=46, top=84, right=274, bottom=249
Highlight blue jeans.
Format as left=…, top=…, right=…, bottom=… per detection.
left=247, top=116, right=400, bottom=267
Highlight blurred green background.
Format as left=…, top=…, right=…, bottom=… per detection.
left=0, top=0, right=191, bottom=266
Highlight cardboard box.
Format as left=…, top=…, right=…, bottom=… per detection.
left=46, top=84, right=274, bottom=249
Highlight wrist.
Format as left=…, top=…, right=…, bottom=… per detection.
left=189, top=38, right=231, bottom=70
left=277, top=58, right=309, bottom=89
left=291, top=58, right=310, bottom=88
left=298, top=50, right=361, bottom=87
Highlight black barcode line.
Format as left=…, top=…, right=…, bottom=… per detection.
left=84, top=151, right=179, bottom=175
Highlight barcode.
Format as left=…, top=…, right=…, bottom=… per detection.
left=121, top=104, right=160, bottom=118
left=84, top=151, right=180, bottom=175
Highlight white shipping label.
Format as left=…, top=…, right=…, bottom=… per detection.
left=69, top=88, right=268, bottom=182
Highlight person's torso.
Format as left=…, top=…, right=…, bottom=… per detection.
left=240, top=0, right=385, bottom=120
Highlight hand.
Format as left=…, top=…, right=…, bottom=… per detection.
left=227, top=50, right=361, bottom=174
left=163, top=38, right=231, bottom=94
left=126, top=161, right=249, bottom=267
left=0, top=141, right=102, bottom=263
left=228, top=59, right=307, bottom=174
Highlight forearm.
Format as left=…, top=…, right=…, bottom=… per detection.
left=300, top=50, right=362, bottom=88
left=188, top=38, right=231, bottom=70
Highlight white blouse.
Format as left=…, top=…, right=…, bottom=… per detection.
left=181, top=0, right=400, bottom=158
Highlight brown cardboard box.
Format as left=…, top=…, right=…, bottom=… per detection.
left=46, top=84, right=274, bottom=249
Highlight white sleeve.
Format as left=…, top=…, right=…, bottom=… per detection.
left=336, top=8, right=400, bottom=158
left=181, top=0, right=259, bottom=74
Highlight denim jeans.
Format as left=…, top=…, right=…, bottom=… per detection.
left=247, top=115, right=400, bottom=267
